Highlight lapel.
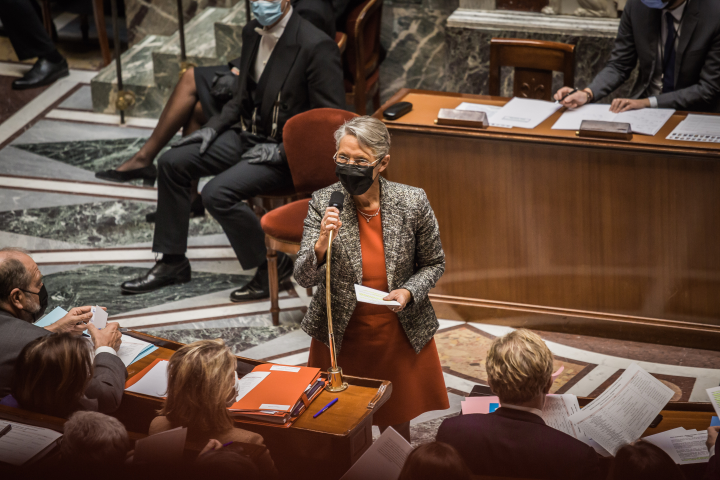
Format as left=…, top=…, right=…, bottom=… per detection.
left=337, top=186, right=363, bottom=285
left=259, top=11, right=302, bottom=133
left=380, top=178, right=404, bottom=290
left=238, top=23, right=261, bottom=94
left=675, top=0, right=699, bottom=86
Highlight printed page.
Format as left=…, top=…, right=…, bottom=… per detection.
left=668, top=431, right=710, bottom=464
left=126, top=360, right=169, bottom=398
left=568, top=363, right=674, bottom=455
left=551, top=104, right=616, bottom=130
left=542, top=394, right=588, bottom=442
left=0, top=421, right=63, bottom=466
left=489, top=98, right=562, bottom=129
left=341, top=427, right=413, bottom=480
left=667, top=114, right=720, bottom=142
left=354, top=284, right=401, bottom=306
left=706, top=386, right=720, bottom=417
left=613, top=108, right=675, bottom=136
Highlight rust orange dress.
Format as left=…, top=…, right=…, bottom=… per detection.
left=307, top=208, right=449, bottom=426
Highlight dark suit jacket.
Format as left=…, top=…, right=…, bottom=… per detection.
left=0, top=309, right=127, bottom=413
left=587, top=0, right=720, bottom=112
left=436, top=407, right=605, bottom=480
left=705, top=452, right=719, bottom=480
left=294, top=0, right=335, bottom=39
left=205, top=10, right=345, bottom=142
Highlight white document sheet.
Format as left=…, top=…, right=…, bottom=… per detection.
left=132, top=426, right=187, bottom=465
left=552, top=104, right=675, bottom=135
left=489, top=98, right=562, bottom=129
left=707, top=386, right=720, bottom=417
left=234, top=371, right=271, bottom=403
left=354, top=284, right=401, bottom=306
left=542, top=394, right=589, bottom=442
left=89, top=305, right=107, bottom=329
left=455, top=102, right=502, bottom=118
left=568, top=363, right=674, bottom=455
left=0, top=421, right=63, bottom=466
left=115, top=335, right=152, bottom=367
left=126, top=360, right=169, bottom=398
left=645, top=428, right=710, bottom=464
left=668, top=113, right=720, bottom=143
left=341, top=427, right=413, bottom=480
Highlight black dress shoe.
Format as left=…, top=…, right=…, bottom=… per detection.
left=146, top=195, right=204, bottom=223
left=121, top=259, right=191, bottom=294
left=96, top=165, right=157, bottom=187
left=12, top=58, right=69, bottom=90
left=230, top=253, right=294, bottom=302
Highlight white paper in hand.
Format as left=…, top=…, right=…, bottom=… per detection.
left=90, top=305, right=107, bottom=329
left=341, top=427, right=412, bottom=480
left=354, top=284, right=401, bottom=306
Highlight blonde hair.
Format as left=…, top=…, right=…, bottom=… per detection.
left=485, top=329, right=554, bottom=404
left=160, top=339, right=237, bottom=433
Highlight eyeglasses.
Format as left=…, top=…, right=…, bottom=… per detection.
left=333, top=153, right=380, bottom=168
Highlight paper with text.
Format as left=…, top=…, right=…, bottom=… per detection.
left=270, top=365, right=301, bottom=373
left=115, top=335, right=153, bottom=367
left=568, top=363, right=674, bottom=455
left=707, top=386, right=720, bottom=418
left=455, top=102, right=502, bottom=118
left=235, top=371, right=271, bottom=402
left=542, top=394, right=589, bottom=443
left=490, top=98, right=562, bottom=129
left=552, top=105, right=675, bottom=135
left=354, top=284, right=401, bottom=306
left=667, top=114, right=720, bottom=143
left=125, top=360, right=169, bottom=398
left=645, top=428, right=710, bottom=464
left=0, top=421, right=63, bottom=466
left=341, top=427, right=413, bottom=480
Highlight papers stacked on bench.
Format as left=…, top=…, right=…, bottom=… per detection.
left=667, top=114, right=720, bottom=143
left=0, top=420, right=63, bottom=466
left=644, top=428, right=710, bottom=464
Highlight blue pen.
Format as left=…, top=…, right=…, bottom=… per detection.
left=313, top=398, right=339, bottom=418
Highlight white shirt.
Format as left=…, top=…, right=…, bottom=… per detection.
left=501, top=403, right=544, bottom=418
left=95, top=346, right=118, bottom=357
left=252, top=6, right=293, bottom=83
left=648, top=0, right=687, bottom=107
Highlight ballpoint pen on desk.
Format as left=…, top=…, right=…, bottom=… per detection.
left=0, top=424, right=11, bottom=438
left=313, top=398, right=339, bottom=419
left=556, top=88, right=578, bottom=104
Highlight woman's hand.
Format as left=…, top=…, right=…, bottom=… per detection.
left=384, top=289, right=412, bottom=313
left=314, top=207, right=342, bottom=264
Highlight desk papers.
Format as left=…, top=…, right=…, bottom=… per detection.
left=133, top=427, right=187, bottom=465
left=645, top=428, right=710, bottom=464
left=488, top=98, right=562, bottom=129
left=125, top=359, right=169, bottom=398
left=116, top=335, right=157, bottom=367
left=341, top=427, right=413, bottom=480
left=567, top=363, right=674, bottom=455
left=0, top=421, right=63, bottom=466
left=668, top=114, right=720, bottom=143
left=33, top=306, right=68, bottom=328
left=235, top=371, right=271, bottom=403
left=552, top=104, right=675, bottom=135
left=354, top=284, right=401, bottom=306
left=706, top=386, right=720, bottom=418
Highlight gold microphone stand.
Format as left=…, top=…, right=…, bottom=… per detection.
left=325, top=229, right=348, bottom=392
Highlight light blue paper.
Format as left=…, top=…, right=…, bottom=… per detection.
left=33, top=306, right=68, bottom=328
left=489, top=403, right=500, bottom=413
left=131, top=345, right=159, bottom=364
left=712, top=416, right=720, bottom=427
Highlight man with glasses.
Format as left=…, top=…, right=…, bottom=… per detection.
left=0, top=248, right=125, bottom=400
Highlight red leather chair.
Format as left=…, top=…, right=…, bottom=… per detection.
left=261, top=108, right=358, bottom=325
left=343, top=0, right=383, bottom=115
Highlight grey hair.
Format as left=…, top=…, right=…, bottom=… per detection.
left=61, top=412, right=129, bottom=465
left=334, top=116, right=391, bottom=160
left=0, top=248, right=32, bottom=302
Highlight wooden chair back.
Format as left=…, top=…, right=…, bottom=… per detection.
left=489, top=38, right=575, bottom=101
left=344, top=0, right=383, bottom=114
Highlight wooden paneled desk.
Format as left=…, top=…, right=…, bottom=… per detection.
left=113, top=331, right=392, bottom=480
left=375, top=89, right=720, bottom=350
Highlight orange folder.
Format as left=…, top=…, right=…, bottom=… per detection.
left=229, top=363, right=321, bottom=413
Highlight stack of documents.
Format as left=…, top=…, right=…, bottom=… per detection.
left=228, top=364, right=323, bottom=427
left=551, top=104, right=675, bottom=136
left=0, top=420, right=63, bottom=466
left=644, top=428, right=710, bottom=464
left=667, top=114, right=720, bottom=143
left=456, top=97, right=562, bottom=129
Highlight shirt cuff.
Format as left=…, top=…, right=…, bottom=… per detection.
left=95, top=346, right=117, bottom=357
left=649, top=96, right=659, bottom=108
left=711, top=444, right=715, bottom=457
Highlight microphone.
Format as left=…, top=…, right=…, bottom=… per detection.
left=328, top=191, right=344, bottom=213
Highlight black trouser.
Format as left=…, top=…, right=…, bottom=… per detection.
left=0, top=0, right=56, bottom=60
left=152, top=130, right=293, bottom=270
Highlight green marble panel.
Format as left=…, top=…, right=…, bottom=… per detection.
left=141, top=325, right=300, bottom=355
left=0, top=200, right=223, bottom=247
left=44, top=265, right=250, bottom=316
left=215, top=3, right=247, bottom=63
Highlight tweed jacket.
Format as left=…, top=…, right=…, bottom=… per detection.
left=294, top=177, right=445, bottom=354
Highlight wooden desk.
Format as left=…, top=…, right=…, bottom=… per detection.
left=375, top=89, right=720, bottom=350
left=114, top=331, right=392, bottom=480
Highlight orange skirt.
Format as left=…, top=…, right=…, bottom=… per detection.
left=308, top=302, right=449, bottom=426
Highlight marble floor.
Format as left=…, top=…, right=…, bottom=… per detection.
left=0, top=52, right=719, bottom=448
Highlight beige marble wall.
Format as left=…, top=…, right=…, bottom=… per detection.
left=126, top=0, right=242, bottom=46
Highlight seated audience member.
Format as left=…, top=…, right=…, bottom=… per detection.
left=190, top=440, right=260, bottom=479
left=149, top=339, right=278, bottom=479
left=609, top=440, right=685, bottom=480
left=60, top=411, right=130, bottom=470
left=436, top=329, right=604, bottom=480
left=398, top=442, right=472, bottom=480
left=705, top=426, right=719, bottom=480
left=3, top=332, right=126, bottom=417
left=0, top=247, right=119, bottom=397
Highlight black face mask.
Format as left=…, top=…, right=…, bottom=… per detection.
left=22, top=285, right=48, bottom=322
left=335, top=163, right=376, bottom=196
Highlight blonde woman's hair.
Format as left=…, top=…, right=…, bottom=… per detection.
left=485, top=329, right=554, bottom=404
left=159, top=339, right=237, bottom=433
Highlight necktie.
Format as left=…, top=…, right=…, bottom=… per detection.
left=662, top=11, right=676, bottom=93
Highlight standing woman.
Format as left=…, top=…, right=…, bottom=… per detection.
left=295, top=116, right=448, bottom=441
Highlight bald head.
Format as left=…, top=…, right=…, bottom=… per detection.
left=0, top=248, right=43, bottom=320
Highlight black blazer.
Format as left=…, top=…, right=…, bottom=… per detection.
left=204, top=10, right=345, bottom=141
left=587, top=0, right=720, bottom=112
left=436, top=407, right=605, bottom=480
left=293, top=0, right=336, bottom=39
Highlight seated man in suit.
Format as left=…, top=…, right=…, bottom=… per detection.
left=0, top=247, right=126, bottom=403
left=436, top=329, right=605, bottom=480
left=555, top=0, right=720, bottom=113
left=120, top=0, right=345, bottom=302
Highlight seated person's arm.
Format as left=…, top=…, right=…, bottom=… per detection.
left=306, top=36, right=345, bottom=109
left=84, top=322, right=127, bottom=414
left=44, top=306, right=94, bottom=335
